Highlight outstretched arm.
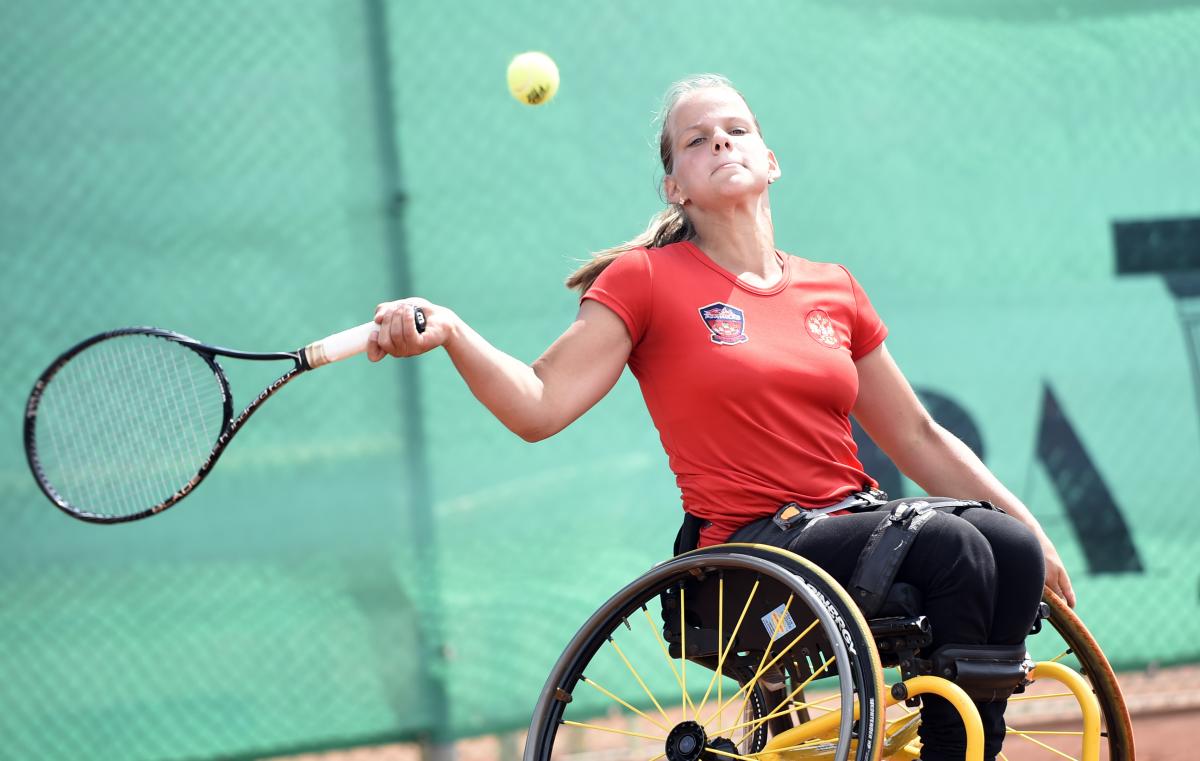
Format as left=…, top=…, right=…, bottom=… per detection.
left=851, top=343, right=1076, bottom=607
left=368, top=298, right=632, bottom=442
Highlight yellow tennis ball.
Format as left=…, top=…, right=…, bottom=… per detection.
left=507, top=51, right=559, bottom=106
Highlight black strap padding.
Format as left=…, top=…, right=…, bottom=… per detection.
left=848, top=499, right=989, bottom=619
left=848, top=501, right=936, bottom=618
left=930, top=643, right=1033, bottom=702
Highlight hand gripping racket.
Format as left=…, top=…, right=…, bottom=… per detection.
left=24, top=309, right=426, bottom=524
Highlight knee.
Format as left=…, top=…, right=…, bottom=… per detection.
left=985, top=513, right=1047, bottom=589
left=920, top=514, right=997, bottom=585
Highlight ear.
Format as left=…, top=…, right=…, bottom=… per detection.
left=766, top=149, right=782, bottom=185
left=663, top=174, right=686, bottom=205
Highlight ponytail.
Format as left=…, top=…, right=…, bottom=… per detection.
left=566, top=205, right=695, bottom=294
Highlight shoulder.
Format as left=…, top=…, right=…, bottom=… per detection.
left=782, top=253, right=857, bottom=287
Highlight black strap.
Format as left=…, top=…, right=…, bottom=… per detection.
left=673, top=512, right=706, bottom=556
left=931, top=644, right=1033, bottom=702
left=849, top=499, right=997, bottom=618
left=849, top=501, right=939, bottom=618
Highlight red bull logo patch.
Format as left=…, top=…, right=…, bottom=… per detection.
left=698, top=302, right=748, bottom=345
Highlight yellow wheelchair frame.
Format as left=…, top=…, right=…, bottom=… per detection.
left=524, top=544, right=1133, bottom=761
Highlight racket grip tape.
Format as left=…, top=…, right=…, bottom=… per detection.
left=303, top=306, right=427, bottom=369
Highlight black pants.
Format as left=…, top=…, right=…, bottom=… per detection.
left=726, top=498, right=1045, bottom=761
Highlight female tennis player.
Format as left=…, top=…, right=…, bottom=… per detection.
left=367, top=74, right=1073, bottom=760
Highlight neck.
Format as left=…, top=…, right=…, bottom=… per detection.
left=690, top=196, right=779, bottom=283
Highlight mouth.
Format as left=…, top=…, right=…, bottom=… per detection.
left=712, top=161, right=743, bottom=174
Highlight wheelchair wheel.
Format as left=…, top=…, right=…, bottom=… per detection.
left=525, top=544, right=886, bottom=761
left=992, top=590, right=1135, bottom=761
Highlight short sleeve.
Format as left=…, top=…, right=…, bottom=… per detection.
left=839, top=265, right=888, bottom=360
left=582, top=248, right=652, bottom=345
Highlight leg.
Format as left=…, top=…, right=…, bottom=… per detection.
left=945, top=506, right=1046, bottom=758
left=729, top=500, right=1002, bottom=760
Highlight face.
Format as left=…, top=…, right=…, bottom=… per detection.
left=663, top=87, right=780, bottom=209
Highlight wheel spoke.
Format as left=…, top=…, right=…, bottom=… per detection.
left=680, top=581, right=696, bottom=719
left=608, top=637, right=672, bottom=723
left=726, top=655, right=836, bottom=741
left=1006, top=724, right=1082, bottom=760
left=703, top=745, right=760, bottom=761
left=694, top=574, right=726, bottom=720
left=693, top=577, right=763, bottom=728
left=732, top=594, right=795, bottom=723
left=559, top=719, right=665, bottom=743
left=702, top=615, right=820, bottom=732
left=578, top=675, right=672, bottom=732
left=1008, top=691, right=1074, bottom=701
left=639, top=606, right=690, bottom=718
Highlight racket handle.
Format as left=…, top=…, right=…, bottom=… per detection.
left=303, top=307, right=426, bottom=369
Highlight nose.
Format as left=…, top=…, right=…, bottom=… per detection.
left=711, top=129, right=732, bottom=153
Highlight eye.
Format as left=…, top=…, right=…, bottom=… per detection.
left=730, top=126, right=749, bottom=136
left=686, top=136, right=704, bottom=147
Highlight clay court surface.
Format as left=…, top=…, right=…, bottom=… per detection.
left=276, top=664, right=1200, bottom=761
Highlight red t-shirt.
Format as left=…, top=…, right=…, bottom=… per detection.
left=583, top=240, right=888, bottom=546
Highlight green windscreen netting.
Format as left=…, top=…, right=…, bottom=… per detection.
left=2, top=1, right=1198, bottom=758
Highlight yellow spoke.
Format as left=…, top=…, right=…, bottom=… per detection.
left=560, top=719, right=664, bottom=743
left=794, top=690, right=843, bottom=714
left=733, top=594, right=795, bottom=724
left=695, top=575, right=727, bottom=720
left=700, top=576, right=762, bottom=726
left=579, top=675, right=671, bottom=732
left=1008, top=729, right=1086, bottom=737
left=1049, top=648, right=1072, bottom=664
left=744, top=738, right=837, bottom=755
left=608, top=638, right=672, bottom=723
left=722, top=655, right=837, bottom=739
left=999, top=753, right=1010, bottom=761
left=681, top=585, right=696, bottom=719
left=1009, top=691, right=1074, bottom=701
left=639, top=607, right=690, bottom=717
left=702, top=615, right=820, bottom=731
left=704, top=746, right=760, bottom=761
left=1006, top=725, right=1081, bottom=760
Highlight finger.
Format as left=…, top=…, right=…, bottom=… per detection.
left=400, top=303, right=422, bottom=351
left=367, top=331, right=383, bottom=362
left=377, top=308, right=397, bottom=355
left=1060, top=571, right=1077, bottom=608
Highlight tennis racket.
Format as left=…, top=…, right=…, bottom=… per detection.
left=24, top=309, right=426, bottom=524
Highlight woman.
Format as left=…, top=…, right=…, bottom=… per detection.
left=367, top=74, right=1073, bottom=760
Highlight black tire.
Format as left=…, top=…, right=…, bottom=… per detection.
left=524, top=544, right=886, bottom=761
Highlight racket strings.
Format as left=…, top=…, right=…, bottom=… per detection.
left=33, top=334, right=228, bottom=519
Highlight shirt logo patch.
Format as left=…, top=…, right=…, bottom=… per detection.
left=805, top=309, right=840, bottom=348
left=698, top=302, right=749, bottom=345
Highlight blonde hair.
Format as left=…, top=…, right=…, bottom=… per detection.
left=566, top=74, right=763, bottom=294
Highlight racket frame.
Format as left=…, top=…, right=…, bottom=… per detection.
left=25, top=327, right=308, bottom=524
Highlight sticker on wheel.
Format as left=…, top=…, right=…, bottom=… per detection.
left=761, top=604, right=796, bottom=641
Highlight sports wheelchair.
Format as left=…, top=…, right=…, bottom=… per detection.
left=524, top=544, right=1133, bottom=761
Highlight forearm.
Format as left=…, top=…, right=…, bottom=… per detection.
left=440, top=313, right=555, bottom=441
left=895, top=421, right=1049, bottom=541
